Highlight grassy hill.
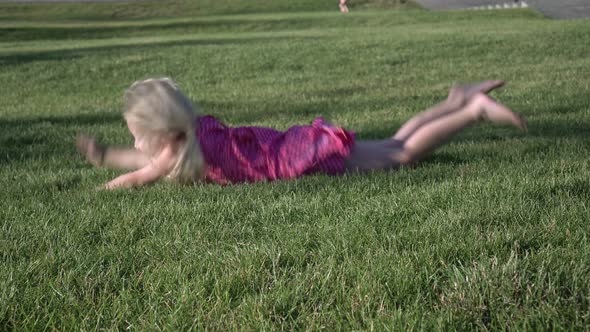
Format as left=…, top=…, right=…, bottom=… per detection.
left=0, top=0, right=417, bottom=21
left=1, top=1, right=589, bottom=330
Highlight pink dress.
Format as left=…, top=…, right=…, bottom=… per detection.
left=196, top=115, right=355, bottom=184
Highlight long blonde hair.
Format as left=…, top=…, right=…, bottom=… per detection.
left=123, top=78, right=204, bottom=183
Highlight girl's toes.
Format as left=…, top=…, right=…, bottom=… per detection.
left=463, top=80, right=505, bottom=98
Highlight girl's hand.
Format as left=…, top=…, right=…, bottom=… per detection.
left=95, top=183, right=109, bottom=191
left=76, top=134, right=106, bottom=167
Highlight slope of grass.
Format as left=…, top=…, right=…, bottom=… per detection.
left=1, top=3, right=589, bottom=330
left=0, top=0, right=416, bottom=21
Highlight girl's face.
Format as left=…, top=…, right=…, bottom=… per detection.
left=127, top=121, right=150, bottom=153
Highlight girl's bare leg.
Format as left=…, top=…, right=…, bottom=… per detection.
left=76, top=135, right=150, bottom=170
left=344, top=139, right=406, bottom=172
left=402, top=93, right=526, bottom=161
left=345, top=93, right=526, bottom=172
left=393, top=80, right=505, bottom=141
left=339, top=0, right=349, bottom=12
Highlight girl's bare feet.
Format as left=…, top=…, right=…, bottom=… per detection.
left=471, top=93, right=527, bottom=132
left=448, top=80, right=505, bottom=107
left=461, top=80, right=505, bottom=98
left=76, top=134, right=106, bottom=167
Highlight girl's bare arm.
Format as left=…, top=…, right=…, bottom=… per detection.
left=102, top=144, right=176, bottom=190
left=77, top=135, right=150, bottom=170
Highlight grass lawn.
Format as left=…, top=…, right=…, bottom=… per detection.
left=1, top=1, right=589, bottom=330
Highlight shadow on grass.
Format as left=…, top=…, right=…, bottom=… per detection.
left=0, top=34, right=323, bottom=66
left=212, top=90, right=589, bottom=146
left=199, top=90, right=373, bottom=125
left=2, top=93, right=586, bottom=169
left=0, top=16, right=328, bottom=42
left=355, top=115, right=589, bottom=143
left=352, top=116, right=589, bottom=166
left=527, top=179, right=590, bottom=206
left=38, top=175, right=85, bottom=193
left=0, top=112, right=120, bottom=128
left=0, top=112, right=120, bottom=165
left=455, top=117, right=589, bottom=143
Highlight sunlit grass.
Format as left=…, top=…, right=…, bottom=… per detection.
left=1, top=2, right=589, bottom=330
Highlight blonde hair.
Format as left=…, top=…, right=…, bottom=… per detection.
left=123, top=78, right=204, bottom=183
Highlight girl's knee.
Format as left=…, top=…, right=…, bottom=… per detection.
left=465, top=93, right=488, bottom=120
left=395, top=149, right=415, bottom=166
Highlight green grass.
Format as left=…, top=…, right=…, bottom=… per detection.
left=1, top=1, right=590, bottom=330
left=0, top=0, right=416, bottom=21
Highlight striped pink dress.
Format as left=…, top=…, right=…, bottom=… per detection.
left=196, top=115, right=355, bottom=184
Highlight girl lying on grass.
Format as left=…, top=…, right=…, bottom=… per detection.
left=77, top=78, right=526, bottom=189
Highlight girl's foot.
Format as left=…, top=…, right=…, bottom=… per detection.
left=76, top=134, right=106, bottom=167
left=472, top=93, right=527, bottom=132
left=460, top=80, right=505, bottom=98
left=448, top=80, right=505, bottom=107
